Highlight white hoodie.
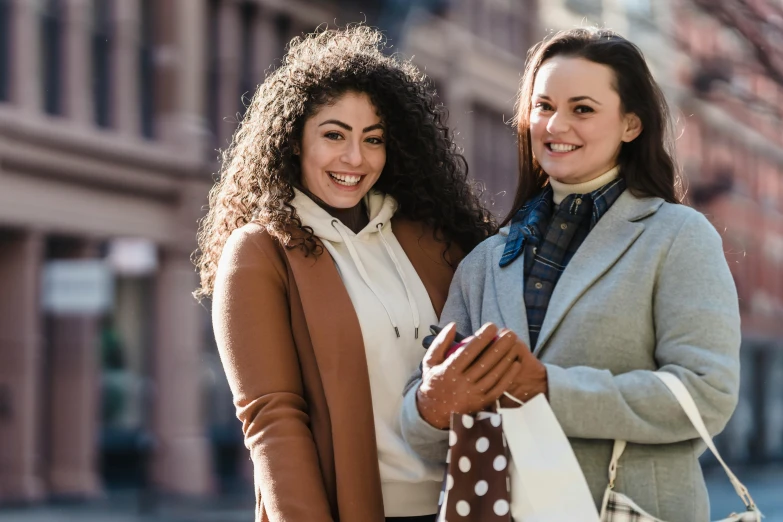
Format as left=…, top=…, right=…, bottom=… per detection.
left=292, top=188, right=443, bottom=517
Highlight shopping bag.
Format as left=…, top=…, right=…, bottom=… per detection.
left=499, top=393, right=600, bottom=522
left=437, top=411, right=512, bottom=522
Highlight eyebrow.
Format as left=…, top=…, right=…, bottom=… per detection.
left=538, top=94, right=602, bottom=105
left=318, top=119, right=385, bottom=133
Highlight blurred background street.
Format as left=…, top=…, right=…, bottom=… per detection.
left=1, top=0, right=782, bottom=520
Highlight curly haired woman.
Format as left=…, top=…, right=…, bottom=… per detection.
left=194, top=26, right=515, bottom=522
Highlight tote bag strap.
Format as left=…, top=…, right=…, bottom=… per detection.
left=607, top=440, right=627, bottom=489
left=652, top=371, right=757, bottom=511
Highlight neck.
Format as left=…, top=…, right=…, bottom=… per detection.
left=549, top=166, right=620, bottom=204
left=295, top=185, right=369, bottom=234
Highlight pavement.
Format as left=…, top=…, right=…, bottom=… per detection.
left=1, top=466, right=781, bottom=521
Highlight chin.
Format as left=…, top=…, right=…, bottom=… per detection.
left=322, top=191, right=365, bottom=209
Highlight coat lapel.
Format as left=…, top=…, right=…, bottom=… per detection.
left=391, top=217, right=458, bottom=316
left=491, top=231, right=531, bottom=347
left=283, top=238, right=385, bottom=522
left=282, top=220, right=457, bottom=522
left=533, top=192, right=664, bottom=357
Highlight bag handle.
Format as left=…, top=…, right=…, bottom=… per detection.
left=652, top=372, right=757, bottom=512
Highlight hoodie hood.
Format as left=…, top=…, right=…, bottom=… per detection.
left=292, top=188, right=398, bottom=241
left=291, top=188, right=422, bottom=339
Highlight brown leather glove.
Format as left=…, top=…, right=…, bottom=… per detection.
left=500, top=340, right=549, bottom=408
left=416, top=323, right=523, bottom=430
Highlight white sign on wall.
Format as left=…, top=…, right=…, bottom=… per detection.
left=106, top=238, right=158, bottom=276
left=41, top=260, right=114, bottom=315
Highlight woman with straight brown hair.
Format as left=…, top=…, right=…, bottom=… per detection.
left=401, top=28, right=741, bottom=522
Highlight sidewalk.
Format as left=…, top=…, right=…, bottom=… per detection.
left=0, top=491, right=254, bottom=522
left=1, top=466, right=781, bottom=522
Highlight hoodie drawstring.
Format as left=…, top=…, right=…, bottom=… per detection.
left=331, top=220, right=402, bottom=338
left=377, top=223, right=421, bottom=339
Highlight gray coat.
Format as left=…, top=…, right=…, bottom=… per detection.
left=400, top=191, right=741, bottom=522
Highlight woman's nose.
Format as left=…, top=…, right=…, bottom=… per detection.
left=546, top=111, right=570, bottom=134
left=341, top=141, right=363, bottom=166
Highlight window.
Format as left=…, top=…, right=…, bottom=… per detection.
left=139, top=0, right=155, bottom=138
left=238, top=2, right=257, bottom=117
left=565, top=0, right=602, bottom=19
left=92, top=0, right=114, bottom=127
left=0, top=0, right=10, bottom=102
left=206, top=0, right=220, bottom=152
left=275, top=14, right=292, bottom=67
left=472, top=105, right=518, bottom=218
left=41, top=0, right=64, bottom=115
left=467, top=1, right=529, bottom=56
left=625, top=0, right=651, bottom=16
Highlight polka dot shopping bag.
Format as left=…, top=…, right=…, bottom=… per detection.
left=436, top=411, right=512, bottom=522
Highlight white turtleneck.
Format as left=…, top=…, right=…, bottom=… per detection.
left=549, top=166, right=620, bottom=204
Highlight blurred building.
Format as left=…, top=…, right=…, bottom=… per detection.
left=0, top=0, right=219, bottom=502
left=0, top=0, right=538, bottom=506
left=0, top=0, right=340, bottom=504
left=398, top=0, right=538, bottom=217
left=540, top=0, right=783, bottom=465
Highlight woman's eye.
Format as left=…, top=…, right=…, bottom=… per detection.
left=534, top=102, right=553, bottom=111
left=324, top=131, right=343, bottom=140
left=575, top=105, right=594, bottom=114
left=366, top=137, right=384, bottom=145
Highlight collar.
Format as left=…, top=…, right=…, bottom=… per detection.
left=498, top=185, right=553, bottom=267
left=498, top=177, right=627, bottom=268
left=549, top=166, right=620, bottom=204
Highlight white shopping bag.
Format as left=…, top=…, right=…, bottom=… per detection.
left=499, top=393, right=600, bottom=522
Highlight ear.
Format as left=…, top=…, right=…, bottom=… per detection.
left=622, top=113, right=643, bottom=143
left=291, top=140, right=301, bottom=156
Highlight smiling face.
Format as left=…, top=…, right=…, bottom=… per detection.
left=298, top=91, right=386, bottom=208
left=530, top=56, right=642, bottom=184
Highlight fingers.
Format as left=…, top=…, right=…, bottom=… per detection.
left=485, top=361, right=523, bottom=404
left=472, top=344, right=517, bottom=393
left=463, top=329, right=518, bottom=383
left=423, top=322, right=456, bottom=370
left=450, top=323, right=499, bottom=373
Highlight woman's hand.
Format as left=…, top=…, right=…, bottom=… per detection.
left=416, top=323, right=523, bottom=429
left=501, top=341, right=549, bottom=408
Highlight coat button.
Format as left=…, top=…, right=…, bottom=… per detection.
left=560, top=223, right=568, bottom=230
left=534, top=282, right=543, bottom=289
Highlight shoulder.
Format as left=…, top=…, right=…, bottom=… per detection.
left=459, top=231, right=507, bottom=270
left=651, top=201, right=715, bottom=228
left=217, top=222, right=287, bottom=280
left=643, top=201, right=723, bottom=246
left=392, top=217, right=463, bottom=267
left=634, top=201, right=728, bottom=271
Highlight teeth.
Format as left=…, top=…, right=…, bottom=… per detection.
left=549, top=143, right=579, bottom=152
left=329, top=172, right=361, bottom=186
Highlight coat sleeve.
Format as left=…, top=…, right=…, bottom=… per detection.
left=546, top=211, right=742, bottom=443
left=212, top=228, right=334, bottom=522
left=399, top=256, right=476, bottom=463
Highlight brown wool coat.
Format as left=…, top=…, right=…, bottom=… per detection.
left=212, top=218, right=461, bottom=522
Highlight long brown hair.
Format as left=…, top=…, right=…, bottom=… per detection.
left=504, top=28, right=683, bottom=226
left=194, top=25, right=496, bottom=299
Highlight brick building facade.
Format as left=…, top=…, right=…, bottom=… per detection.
left=0, top=0, right=537, bottom=504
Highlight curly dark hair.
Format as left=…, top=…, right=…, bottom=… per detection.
left=194, top=25, right=496, bottom=299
